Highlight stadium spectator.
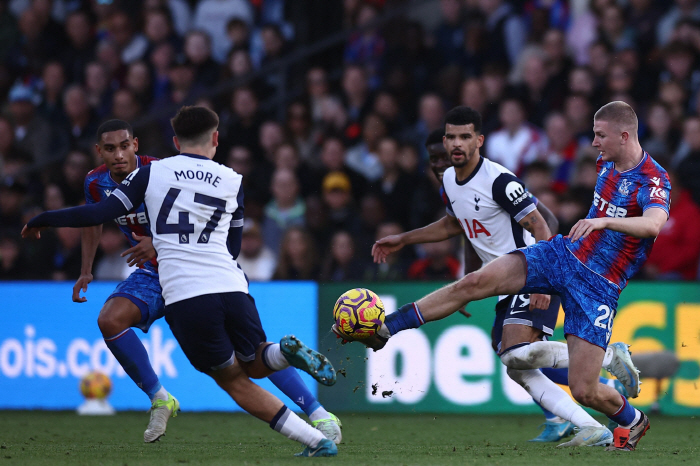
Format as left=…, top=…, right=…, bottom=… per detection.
left=143, top=7, right=182, bottom=53
left=184, top=30, right=220, bottom=87
left=7, top=83, right=55, bottom=168
left=542, top=111, right=579, bottom=193
left=0, top=117, right=32, bottom=178
left=642, top=101, right=679, bottom=167
left=372, top=137, right=414, bottom=229
left=93, top=221, right=133, bottom=281
left=485, top=96, right=546, bottom=176
left=407, top=238, right=461, bottom=281
left=84, top=61, right=114, bottom=119
left=236, top=219, right=277, bottom=282
left=345, top=113, right=386, bottom=182
left=262, top=168, right=306, bottom=255
left=273, top=226, right=319, bottom=280
left=320, top=230, right=366, bottom=282
left=362, top=222, right=409, bottom=281
left=677, top=117, right=700, bottom=206
left=340, top=65, right=373, bottom=144
left=220, top=86, right=263, bottom=156
left=193, top=0, right=253, bottom=63
left=321, top=171, right=361, bottom=239
left=108, top=10, right=148, bottom=65
left=657, top=0, right=700, bottom=46
left=62, top=84, right=98, bottom=155
left=643, top=170, right=700, bottom=280
left=479, top=0, right=527, bottom=68
left=38, top=60, right=67, bottom=127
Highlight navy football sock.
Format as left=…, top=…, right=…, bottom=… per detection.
left=540, top=367, right=568, bottom=385
left=384, top=303, right=425, bottom=336
left=105, top=328, right=161, bottom=400
left=608, top=395, right=637, bottom=427
left=534, top=400, right=558, bottom=421
left=268, top=367, right=321, bottom=417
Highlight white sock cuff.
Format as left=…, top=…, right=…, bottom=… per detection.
left=263, top=344, right=290, bottom=371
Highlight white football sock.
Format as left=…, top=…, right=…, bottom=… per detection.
left=507, top=368, right=602, bottom=428
left=263, top=344, right=290, bottom=371
left=602, top=346, right=614, bottom=369
left=500, top=341, right=569, bottom=370
left=271, top=407, right=326, bottom=447
left=308, top=406, right=331, bottom=423
left=152, top=386, right=169, bottom=402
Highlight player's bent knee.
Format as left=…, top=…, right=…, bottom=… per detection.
left=455, top=272, right=482, bottom=296
left=505, top=366, right=526, bottom=385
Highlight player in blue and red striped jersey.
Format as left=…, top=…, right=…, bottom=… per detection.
left=341, top=101, right=668, bottom=451
left=75, top=120, right=342, bottom=445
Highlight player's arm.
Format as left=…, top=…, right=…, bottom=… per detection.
left=372, top=214, right=462, bottom=263
left=72, top=225, right=102, bottom=302
left=569, top=207, right=668, bottom=241
left=518, top=208, right=552, bottom=242
left=23, top=167, right=149, bottom=238
left=536, top=200, right=559, bottom=235
left=227, top=185, right=245, bottom=259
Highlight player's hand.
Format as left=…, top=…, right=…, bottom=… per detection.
left=121, top=233, right=156, bottom=267
left=568, top=218, right=608, bottom=242
left=457, top=307, right=472, bottom=318
left=21, top=225, right=45, bottom=239
left=530, top=293, right=550, bottom=311
left=72, top=273, right=93, bottom=303
left=372, top=235, right=404, bottom=263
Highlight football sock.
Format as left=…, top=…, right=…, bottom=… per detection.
left=262, top=343, right=290, bottom=371
left=384, top=303, right=425, bottom=336
left=499, top=341, right=569, bottom=370
left=268, top=367, right=321, bottom=417
left=105, top=329, right=161, bottom=400
left=507, top=368, right=601, bottom=428
left=602, top=346, right=614, bottom=368
left=308, top=406, right=332, bottom=423
left=534, top=400, right=561, bottom=422
left=608, top=395, right=639, bottom=427
left=539, top=368, right=613, bottom=388
left=270, top=406, right=326, bottom=447
left=153, top=386, right=169, bottom=402
left=540, top=367, right=568, bottom=385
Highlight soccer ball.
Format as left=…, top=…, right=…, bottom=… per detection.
left=333, top=288, right=385, bottom=339
left=79, top=371, right=112, bottom=399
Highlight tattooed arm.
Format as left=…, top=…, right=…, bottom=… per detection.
left=518, top=207, right=552, bottom=242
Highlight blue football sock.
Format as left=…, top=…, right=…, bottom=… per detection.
left=534, top=400, right=557, bottom=421
left=105, top=329, right=161, bottom=400
left=268, top=367, right=321, bottom=416
left=608, top=395, right=636, bottom=426
left=384, top=302, right=425, bottom=336
left=541, top=367, right=569, bottom=385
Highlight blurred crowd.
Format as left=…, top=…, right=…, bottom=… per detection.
left=1, top=0, right=699, bottom=282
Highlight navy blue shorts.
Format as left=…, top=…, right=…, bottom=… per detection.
left=510, top=234, right=620, bottom=349
left=108, top=268, right=165, bottom=333
left=492, top=294, right=560, bottom=353
left=164, top=292, right=267, bottom=373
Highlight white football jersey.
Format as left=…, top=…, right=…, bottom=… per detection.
left=114, top=153, right=248, bottom=305
left=441, top=156, right=538, bottom=266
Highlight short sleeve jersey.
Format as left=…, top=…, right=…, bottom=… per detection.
left=567, top=152, right=671, bottom=289
left=441, top=156, right=538, bottom=265
left=84, top=155, right=159, bottom=273
left=110, top=153, right=247, bottom=305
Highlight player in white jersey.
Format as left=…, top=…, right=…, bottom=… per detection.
left=23, top=106, right=338, bottom=457
left=351, top=107, right=635, bottom=447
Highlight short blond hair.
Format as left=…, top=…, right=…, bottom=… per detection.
left=594, top=101, right=638, bottom=139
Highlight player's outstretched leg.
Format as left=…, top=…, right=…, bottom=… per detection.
left=277, top=335, right=336, bottom=386
left=99, top=298, right=177, bottom=442
left=268, top=367, right=343, bottom=444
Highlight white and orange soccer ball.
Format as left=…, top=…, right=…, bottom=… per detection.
left=79, top=371, right=112, bottom=400
left=333, top=288, right=385, bottom=340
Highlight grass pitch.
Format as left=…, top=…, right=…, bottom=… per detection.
left=0, top=411, right=697, bottom=466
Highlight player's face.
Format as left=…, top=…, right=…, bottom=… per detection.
left=592, top=119, right=621, bottom=162
left=427, top=143, right=450, bottom=181
left=443, top=123, right=483, bottom=168
left=96, top=129, right=139, bottom=180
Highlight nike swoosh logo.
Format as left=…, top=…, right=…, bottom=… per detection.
left=308, top=445, right=324, bottom=456
left=451, top=200, right=456, bottom=204
left=510, top=310, right=527, bottom=315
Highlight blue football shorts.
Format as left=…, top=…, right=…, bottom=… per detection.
left=510, top=234, right=621, bottom=349
left=491, top=294, right=561, bottom=353
left=164, top=291, right=267, bottom=373
left=108, top=268, right=165, bottom=333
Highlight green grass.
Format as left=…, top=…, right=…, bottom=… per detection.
left=0, top=411, right=697, bottom=465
